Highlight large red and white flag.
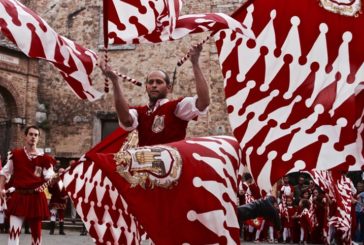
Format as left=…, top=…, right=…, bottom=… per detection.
left=215, top=0, right=364, bottom=192
left=0, top=0, right=103, bottom=101
left=62, top=131, right=244, bottom=244
left=104, top=0, right=254, bottom=45
left=309, top=170, right=353, bottom=245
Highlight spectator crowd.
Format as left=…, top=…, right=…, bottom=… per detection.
left=238, top=172, right=364, bottom=244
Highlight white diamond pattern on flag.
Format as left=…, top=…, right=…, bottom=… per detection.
left=62, top=158, right=143, bottom=244
left=215, top=0, right=364, bottom=193
left=104, top=0, right=254, bottom=45
left=0, top=0, right=102, bottom=101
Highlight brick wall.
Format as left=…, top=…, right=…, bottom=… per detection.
left=0, top=47, right=40, bottom=156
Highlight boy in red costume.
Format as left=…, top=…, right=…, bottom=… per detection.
left=0, top=126, right=56, bottom=245
left=48, top=163, right=68, bottom=235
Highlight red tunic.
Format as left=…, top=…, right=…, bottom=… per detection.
left=299, top=208, right=312, bottom=240
left=134, top=98, right=190, bottom=146
left=48, top=184, right=68, bottom=210
left=280, top=205, right=297, bottom=228
left=6, top=149, right=54, bottom=219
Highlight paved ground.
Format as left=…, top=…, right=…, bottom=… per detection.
left=0, top=230, right=93, bottom=244
left=0, top=230, right=307, bottom=244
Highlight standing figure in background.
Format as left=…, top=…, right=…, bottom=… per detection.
left=0, top=126, right=56, bottom=245
left=280, top=196, right=298, bottom=243
left=294, top=175, right=308, bottom=205
left=298, top=199, right=312, bottom=245
left=68, top=160, right=78, bottom=225
left=48, top=161, right=68, bottom=235
left=279, top=175, right=294, bottom=207
left=354, top=180, right=364, bottom=243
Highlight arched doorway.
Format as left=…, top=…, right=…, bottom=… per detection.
left=0, top=84, right=18, bottom=162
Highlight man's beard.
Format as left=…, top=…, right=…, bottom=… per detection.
left=148, top=92, right=165, bottom=102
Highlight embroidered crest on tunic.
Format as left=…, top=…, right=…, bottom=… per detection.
left=34, top=166, right=42, bottom=177
left=114, top=130, right=182, bottom=189
left=115, top=145, right=182, bottom=189
left=319, top=0, right=362, bottom=16
left=151, top=115, right=165, bottom=133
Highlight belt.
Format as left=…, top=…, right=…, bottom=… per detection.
left=15, top=189, right=38, bottom=194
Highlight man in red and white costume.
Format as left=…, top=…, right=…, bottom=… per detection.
left=0, top=125, right=55, bottom=245
left=99, top=44, right=210, bottom=146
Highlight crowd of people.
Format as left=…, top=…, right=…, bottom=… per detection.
left=238, top=172, right=364, bottom=244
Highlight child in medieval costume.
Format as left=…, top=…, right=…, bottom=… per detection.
left=279, top=176, right=294, bottom=207
left=298, top=199, right=312, bottom=245
left=48, top=180, right=68, bottom=235
left=310, top=188, right=327, bottom=244
left=280, top=196, right=298, bottom=243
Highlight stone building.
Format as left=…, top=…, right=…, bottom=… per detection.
left=0, top=0, right=243, bottom=163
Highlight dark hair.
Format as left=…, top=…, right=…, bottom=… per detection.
left=300, top=189, right=310, bottom=198
left=24, top=125, right=40, bottom=136
left=300, top=199, right=311, bottom=209
left=146, top=70, right=171, bottom=85
left=243, top=172, right=252, bottom=181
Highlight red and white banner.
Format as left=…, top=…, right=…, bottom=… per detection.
left=0, top=0, right=103, bottom=101
left=62, top=130, right=244, bottom=244
left=215, top=0, right=364, bottom=192
left=309, top=170, right=353, bottom=245
left=104, top=0, right=254, bottom=45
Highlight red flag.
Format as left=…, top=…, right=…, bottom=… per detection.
left=62, top=129, right=144, bottom=244
left=215, top=0, right=364, bottom=192
left=62, top=133, right=243, bottom=244
left=0, top=0, right=103, bottom=101
left=309, top=170, right=353, bottom=245
left=104, top=0, right=254, bottom=45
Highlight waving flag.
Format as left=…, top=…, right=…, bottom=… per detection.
left=309, top=170, right=353, bottom=245
left=62, top=130, right=244, bottom=244
left=0, top=0, right=103, bottom=101
left=104, top=0, right=254, bottom=45
left=215, top=0, right=364, bottom=192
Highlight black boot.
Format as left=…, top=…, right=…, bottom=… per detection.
left=49, top=221, right=55, bottom=235
left=237, top=196, right=281, bottom=230
left=59, top=222, right=66, bottom=235
left=24, top=221, right=30, bottom=234
left=80, top=225, right=87, bottom=236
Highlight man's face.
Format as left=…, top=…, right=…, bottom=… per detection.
left=25, top=128, right=39, bottom=147
left=357, top=182, right=364, bottom=193
left=299, top=177, right=305, bottom=185
left=283, top=176, right=289, bottom=184
left=145, top=71, right=171, bottom=102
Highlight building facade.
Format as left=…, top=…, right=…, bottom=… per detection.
left=0, top=0, right=243, bottom=162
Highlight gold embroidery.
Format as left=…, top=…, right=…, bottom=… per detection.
left=319, top=0, right=362, bottom=16
left=114, top=130, right=182, bottom=189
